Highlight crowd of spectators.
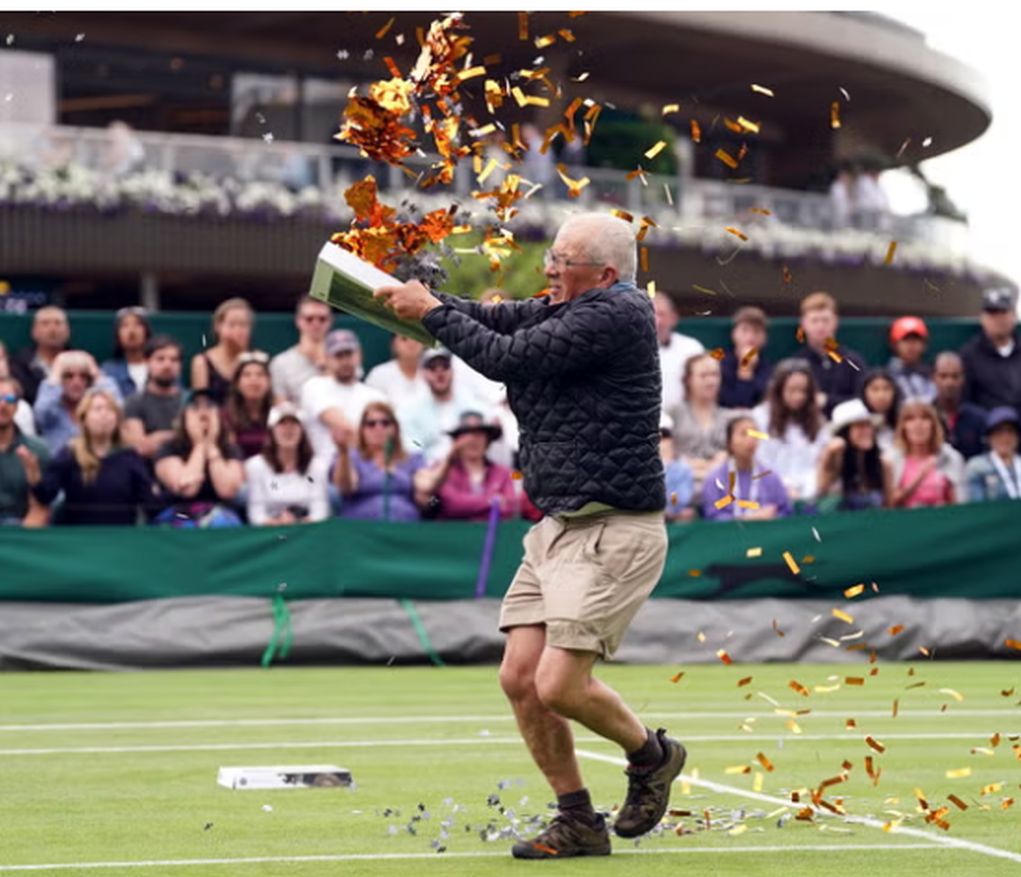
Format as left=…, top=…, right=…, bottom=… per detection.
left=1, top=283, right=1020, bottom=529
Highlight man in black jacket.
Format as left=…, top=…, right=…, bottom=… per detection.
left=376, top=213, right=685, bottom=859
left=795, top=291, right=865, bottom=416
left=9, top=306, right=71, bottom=405
left=960, top=287, right=1021, bottom=413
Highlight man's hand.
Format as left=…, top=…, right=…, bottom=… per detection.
left=14, top=445, right=42, bottom=486
left=374, top=281, right=442, bottom=320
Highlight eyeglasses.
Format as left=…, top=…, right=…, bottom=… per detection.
left=543, top=249, right=605, bottom=271
left=0, top=393, right=17, bottom=404
left=237, top=351, right=270, bottom=365
left=424, top=360, right=452, bottom=371
left=364, top=418, right=394, bottom=428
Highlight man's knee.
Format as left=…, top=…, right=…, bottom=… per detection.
left=534, top=670, right=584, bottom=717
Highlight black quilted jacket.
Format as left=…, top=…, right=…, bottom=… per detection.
left=422, top=282, right=666, bottom=515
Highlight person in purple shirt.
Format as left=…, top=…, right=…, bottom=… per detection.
left=434, top=411, right=517, bottom=521
left=701, top=412, right=792, bottom=521
left=333, top=400, right=433, bottom=521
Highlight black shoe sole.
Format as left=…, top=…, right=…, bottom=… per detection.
left=511, top=844, right=612, bottom=860
left=613, top=740, right=688, bottom=838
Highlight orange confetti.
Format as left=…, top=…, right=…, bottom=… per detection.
left=947, top=794, right=969, bottom=811
left=756, top=752, right=775, bottom=772
left=725, top=226, right=749, bottom=242
left=709, top=347, right=726, bottom=361
left=670, top=671, right=685, bottom=684
left=662, top=103, right=680, bottom=116
left=1005, top=639, right=1021, bottom=651
left=510, top=471, right=523, bottom=481
left=830, top=101, right=841, bottom=129
left=783, top=265, right=793, bottom=284
left=555, top=163, right=590, bottom=198
left=888, top=624, right=905, bottom=636
left=739, top=347, right=759, bottom=369
left=558, top=28, right=576, bottom=42
left=534, top=33, right=557, bottom=49
left=689, top=119, right=702, bottom=143
left=832, top=608, right=855, bottom=625
left=737, top=676, right=753, bottom=687
left=884, top=241, right=898, bottom=265
left=843, top=584, right=866, bottom=599
left=640, top=247, right=649, bottom=273
left=746, top=429, right=770, bottom=440
left=517, top=11, right=529, bottom=40
left=945, top=767, right=971, bottom=779
left=782, top=552, right=800, bottom=575
left=375, top=16, right=396, bottom=39
left=714, top=148, right=739, bottom=170
left=846, top=718, right=857, bottom=729
left=772, top=619, right=786, bottom=638
left=716, top=649, right=733, bottom=666
left=737, top=116, right=761, bottom=134
left=688, top=569, right=702, bottom=578
left=750, top=207, right=772, bottom=216
left=713, top=495, right=734, bottom=510
left=892, top=699, right=899, bottom=718
left=612, top=209, right=635, bottom=223
left=788, top=680, right=810, bottom=698
left=795, top=325, right=805, bottom=343
left=845, top=677, right=865, bottom=686
left=865, top=735, right=886, bottom=753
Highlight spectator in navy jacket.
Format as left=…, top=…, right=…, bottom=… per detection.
left=960, top=287, right=1021, bottom=412
left=795, top=291, right=865, bottom=415
left=719, top=306, right=773, bottom=409
left=9, top=306, right=71, bottom=405
left=932, top=351, right=985, bottom=459
left=101, top=306, right=152, bottom=399
left=32, top=388, right=154, bottom=525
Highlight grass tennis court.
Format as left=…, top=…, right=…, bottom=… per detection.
left=2, top=662, right=1019, bottom=875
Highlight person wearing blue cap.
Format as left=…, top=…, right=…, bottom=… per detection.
left=964, top=407, right=1021, bottom=502
left=960, top=287, right=1021, bottom=412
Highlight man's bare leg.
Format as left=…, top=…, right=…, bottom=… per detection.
left=498, top=625, right=584, bottom=795
left=533, top=646, right=647, bottom=752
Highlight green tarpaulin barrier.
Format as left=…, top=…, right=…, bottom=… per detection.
left=0, top=502, right=1017, bottom=604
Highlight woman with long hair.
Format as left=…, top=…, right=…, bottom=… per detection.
left=190, top=297, right=254, bottom=404
left=702, top=413, right=791, bottom=520
left=333, top=401, right=432, bottom=521
left=153, top=389, right=245, bottom=527
left=31, top=388, right=154, bottom=525
left=670, top=352, right=731, bottom=492
left=244, top=403, right=330, bottom=525
left=222, top=350, right=273, bottom=459
left=861, top=368, right=901, bottom=453
left=101, top=306, right=152, bottom=399
left=888, top=399, right=963, bottom=507
left=817, top=399, right=893, bottom=511
left=753, top=359, right=827, bottom=502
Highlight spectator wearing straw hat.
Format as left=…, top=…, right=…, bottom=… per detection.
left=964, top=407, right=1021, bottom=502
left=244, top=402, right=331, bottom=525
left=432, top=411, right=517, bottom=521
left=816, top=399, right=893, bottom=510
left=719, top=306, right=773, bottom=409
left=887, top=315, right=935, bottom=403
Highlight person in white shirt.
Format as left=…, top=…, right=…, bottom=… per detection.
left=245, top=402, right=331, bottom=525
left=300, top=329, right=385, bottom=459
left=653, top=292, right=704, bottom=412
left=269, top=297, right=334, bottom=405
left=400, top=347, right=480, bottom=462
left=753, top=359, right=829, bottom=502
left=365, top=334, right=429, bottom=411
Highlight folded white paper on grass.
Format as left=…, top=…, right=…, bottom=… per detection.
left=217, top=765, right=353, bottom=790
left=309, top=242, right=436, bottom=346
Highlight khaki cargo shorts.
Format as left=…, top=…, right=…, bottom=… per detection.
left=499, top=511, right=668, bottom=659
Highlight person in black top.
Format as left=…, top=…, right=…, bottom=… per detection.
left=795, top=291, right=865, bottom=416
left=153, top=388, right=245, bottom=526
left=960, top=287, right=1021, bottom=413
left=719, top=306, right=773, bottom=409
left=32, top=388, right=154, bottom=525
left=376, top=213, right=684, bottom=861
left=9, top=306, right=70, bottom=405
left=932, top=352, right=985, bottom=459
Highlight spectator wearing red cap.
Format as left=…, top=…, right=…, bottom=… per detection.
left=719, top=307, right=774, bottom=410
left=887, top=316, right=935, bottom=403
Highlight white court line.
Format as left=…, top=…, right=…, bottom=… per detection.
left=0, top=730, right=1015, bottom=757
left=577, top=748, right=1021, bottom=866
left=2, top=708, right=1017, bottom=733
left=0, top=843, right=946, bottom=872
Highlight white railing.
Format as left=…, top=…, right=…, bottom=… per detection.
left=0, top=121, right=968, bottom=254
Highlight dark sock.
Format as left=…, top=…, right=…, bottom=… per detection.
left=627, top=727, right=663, bottom=768
left=557, top=788, right=597, bottom=821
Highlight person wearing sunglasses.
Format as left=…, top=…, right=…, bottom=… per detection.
left=375, top=212, right=683, bottom=860
left=270, top=296, right=334, bottom=405
left=222, top=351, right=273, bottom=459
left=333, top=400, right=433, bottom=521
left=33, top=350, right=122, bottom=455
left=0, top=341, right=38, bottom=438
left=0, top=376, right=51, bottom=526
left=100, top=306, right=152, bottom=399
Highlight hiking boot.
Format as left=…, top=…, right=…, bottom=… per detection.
left=511, top=810, right=611, bottom=859
left=613, top=729, right=687, bottom=838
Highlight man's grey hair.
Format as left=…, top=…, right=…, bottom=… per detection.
left=559, top=213, right=637, bottom=284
